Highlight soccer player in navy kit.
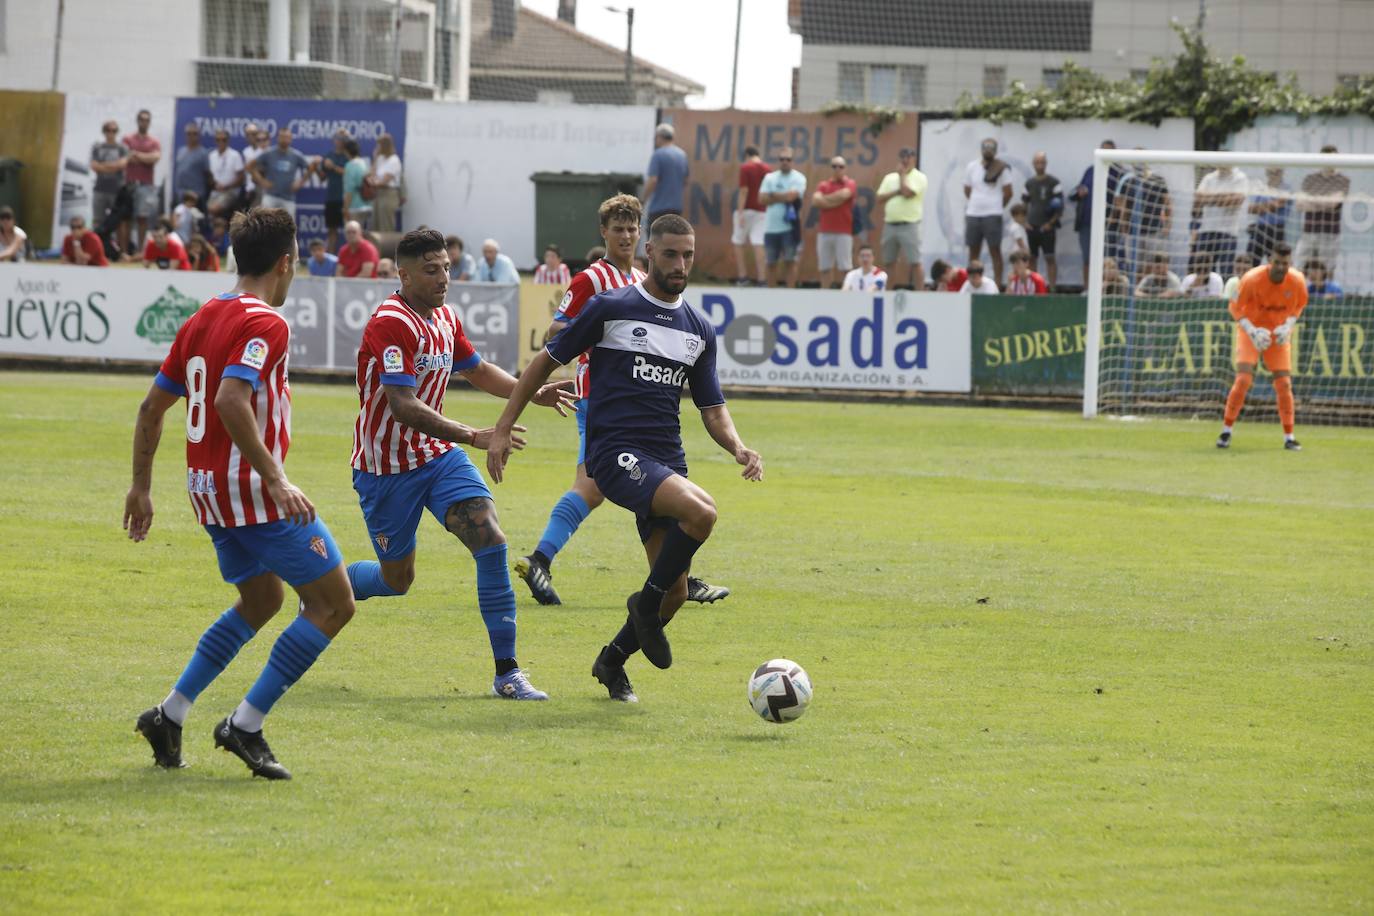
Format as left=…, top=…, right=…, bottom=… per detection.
left=488, top=215, right=763, bottom=700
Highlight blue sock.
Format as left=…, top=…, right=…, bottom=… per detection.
left=535, top=491, right=591, bottom=564
left=173, top=608, right=256, bottom=701
left=242, top=616, right=332, bottom=717
left=474, top=544, right=518, bottom=661
left=347, top=560, right=399, bottom=601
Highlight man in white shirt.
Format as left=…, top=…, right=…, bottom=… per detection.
left=964, top=138, right=1014, bottom=288
left=241, top=123, right=267, bottom=206
left=1134, top=254, right=1183, bottom=298
left=959, top=260, right=999, bottom=294
left=1194, top=165, right=1249, bottom=276
left=842, top=245, right=888, bottom=291
left=1180, top=252, right=1225, bottom=299
left=207, top=129, right=245, bottom=218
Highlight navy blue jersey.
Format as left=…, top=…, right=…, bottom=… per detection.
left=546, top=282, right=724, bottom=468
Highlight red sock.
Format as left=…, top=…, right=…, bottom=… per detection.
left=1274, top=376, right=1295, bottom=434
left=1224, top=373, right=1253, bottom=427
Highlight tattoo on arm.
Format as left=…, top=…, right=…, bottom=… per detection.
left=444, top=497, right=506, bottom=552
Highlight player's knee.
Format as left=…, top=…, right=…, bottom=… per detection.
left=382, top=566, right=414, bottom=595
left=684, top=496, right=717, bottom=538
left=446, top=497, right=507, bottom=552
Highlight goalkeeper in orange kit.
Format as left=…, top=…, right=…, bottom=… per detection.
left=1217, top=241, right=1308, bottom=451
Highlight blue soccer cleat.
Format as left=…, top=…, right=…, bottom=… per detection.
left=492, top=668, right=549, bottom=700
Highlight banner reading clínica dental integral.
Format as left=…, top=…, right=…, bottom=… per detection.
left=174, top=97, right=407, bottom=247
left=693, top=287, right=970, bottom=393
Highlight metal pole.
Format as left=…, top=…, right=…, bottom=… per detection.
left=51, top=0, right=66, bottom=91
left=730, top=0, right=742, bottom=108
left=456, top=0, right=472, bottom=101
left=331, top=0, right=341, bottom=66
left=1082, top=149, right=1110, bottom=419
left=392, top=0, right=404, bottom=98
left=625, top=8, right=634, bottom=103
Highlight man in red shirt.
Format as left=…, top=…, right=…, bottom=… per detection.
left=813, top=155, right=857, bottom=288
left=338, top=219, right=379, bottom=278
left=731, top=145, right=771, bottom=286
left=122, top=108, right=162, bottom=255
left=1005, top=250, right=1048, bottom=295
left=60, top=216, right=108, bottom=267
left=142, top=217, right=191, bottom=270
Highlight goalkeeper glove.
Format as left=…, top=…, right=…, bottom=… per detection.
left=1239, top=318, right=1272, bottom=351
left=1273, top=316, right=1297, bottom=346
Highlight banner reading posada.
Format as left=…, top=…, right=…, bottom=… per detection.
left=693, top=287, right=971, bottom=393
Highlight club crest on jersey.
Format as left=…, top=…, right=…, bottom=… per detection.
left=241, top=337, right=269, bottom=370
left=686, top=337, right=700, bottom=354
left=383, top=345, right=405, bottom=374
left=375, top=533, right=390, bottom=551
left=309, top=536, right=328, bottom=558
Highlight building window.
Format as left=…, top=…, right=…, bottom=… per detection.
left=983, top=66, right=1006, bottom=98
left=899, top=66, right=925, bottom=106
left=1130, top=68, right=1149, bottom=85
left=1042, top=68, right=1064, bottom=90
left=839, top=63, right=924, bottom=107
left=838, top=62, right=864, bottom=103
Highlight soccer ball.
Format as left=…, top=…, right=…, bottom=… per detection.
left=747, top=659, right=812, bottom=723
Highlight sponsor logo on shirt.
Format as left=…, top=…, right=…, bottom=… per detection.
left=618, top=451, right=645, bottom=484
left=631, top=354, right=687, bottom=387
left=187, top=468, right=217, bottom=495
left=414, top=352, right=453, bottom=372
left=241, top=337, right=269, bottom=370
left=383, top=345, right=405, bottom=374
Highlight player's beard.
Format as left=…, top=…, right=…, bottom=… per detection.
left=652, top=265, right=687, bottom=296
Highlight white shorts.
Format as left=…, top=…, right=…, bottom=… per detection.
left=261, top=194, right=297, bottom=219
left=816, top=232, right=854, bottom=271
left=731, top=209, right=766, bottom=246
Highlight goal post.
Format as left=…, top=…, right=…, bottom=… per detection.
left=1084, top=148, right=1374, bottom=426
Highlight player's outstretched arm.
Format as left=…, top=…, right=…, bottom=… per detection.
left=215, top=378, right=315, bottom=526
left=124, top=382, right=181, bottom=542
left=700, top=405, right=763, bottom=482
left=487, top=350, right=561, bottom=484
left=382, top=382, right=527, bottom=452
left=459, top=361, right=578, bottom=416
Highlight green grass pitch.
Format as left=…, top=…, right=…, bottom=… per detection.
left=1, top=369, right=1371, bottom=912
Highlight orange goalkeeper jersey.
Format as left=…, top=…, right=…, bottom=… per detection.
left=1230, top=266, right=1308, bottom=329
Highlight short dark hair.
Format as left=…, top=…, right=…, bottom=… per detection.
left=858, top=244, right=873, bottom=254
left=344, top=138, right=360, bottom=158
left=649, top=213, right=693, bottom=241
left=0, top=206, right=13, bottom=219
left=1009, top=202, right=1026, bottom=217
left=1151, top=253, right=1169, bottom=264
left=395, top=227, right=447, bottom=264
left=743, top=145, right=760, bottom=157
left=1321, top=144, right=1338, bottom=154
left=230, top=208, right=298, bottom=277
left=1272, top=241, right=1293, bottom=258
left=1009, top=250, right=1028, bottom=264
left=309, top=238, right=325, bottom=249
left=930, top=258, right=950, bottom=281
left=968, top=260, right=985, bottom=273
left=445, top=234, right=463, bottom=250
left=1304, top=258, right=1327, bottom=274
left=544, top=243, right=560, bottom=256
left=155, top=216, right=174, bottom=232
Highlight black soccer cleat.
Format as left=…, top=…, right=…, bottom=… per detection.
left=686, top=577, right=731, bottom=604
left=592, top=645, right=639, bottom=703
left=1284, top=438, right=1303, bottom=451
left=135, top=705, right=187, bottom=769
left=213, top=717, right=292, bottom=780
left=628, top=591, right=672, bottom=670
left=1215, top=431, right=1232, bottom=449
left=514, top=555, right=562, bottom=606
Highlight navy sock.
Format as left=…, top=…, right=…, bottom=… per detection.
left=609, top=609, right=675, bottom=664
left=633, top=527, right=705, bottom=620
left=535, top=491, right=591, bottom=566
left=242, top=616, right=331, bottom=718
left=347, top=560, right=400, bottom=601
left=173, top=608, right=256, bottom=701
left=474, top=544, right=518, bottom=661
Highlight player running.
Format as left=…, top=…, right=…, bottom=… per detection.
left=346, top=228, right=575, bottom=700
left=1217, top=241, right=1309, bottom=451
left=513, top=193, right=731, bottom=609
left=488, top=215, right=763, bottom=701
left=127, top=208, right=355, bottom=780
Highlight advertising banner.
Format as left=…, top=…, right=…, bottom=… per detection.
left=972, top=294, right=1089, bottom=396
left=663, top=109, right=920, bottom=282
left=694, top=287, right=970, bottom=393
left=405, top=101, right=656, bottom=270
left=918, top=117, right=1194, bottom=285
left=517, top=278, right=574, bottom=376
left=174, top=97, right=407, bottom=247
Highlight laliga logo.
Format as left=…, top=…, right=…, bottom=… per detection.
left=618, top=452, right=645, bottom=484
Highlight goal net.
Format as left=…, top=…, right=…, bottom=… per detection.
left=1084, top=149, right=1374, bottom=427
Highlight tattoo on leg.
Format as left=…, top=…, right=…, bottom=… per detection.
left=445, top=497, right=506, bottom=552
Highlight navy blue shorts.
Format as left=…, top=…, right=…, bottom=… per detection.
left=353, top=447, right=492, bottom=561
left=205, top=517, right=343, bottom=587
left=587, top=447, right=686, bottom=543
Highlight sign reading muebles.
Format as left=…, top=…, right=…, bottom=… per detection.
left=0, top=264, right=521, bottom=373
left=693, top=287, right=971, bottom=393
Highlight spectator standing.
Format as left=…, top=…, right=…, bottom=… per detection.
left=732, top=145, right=771, bottom=286
left=446, top=235, right=476, bottom=281
left=1113, top=160, right=1172, bottom=280
left=813, top=155, right=857, bottom=288
left=241, top=123, right=267, bottom=206
left=1101, top=257, right=1129, bottom=297
left=337, top=220, right=379, bottom=278
left=841, top=245, right=887, bottom=291
left=1004, top=203, right=1030, bottom=260
left=370, top=133, right=403, bottom=232
left=141, top=217, right=190, bottom=270
left=876, top=146, right=927, bottom=291
left=186, top=233, right=220, bottom=272
left=1022, top=151, right=1063, bottom=288
left=929, top=259, right=967, bottom=292
left=250, top=128, right=312, bottom=219
left=89, top=121, right=129, bottom=227
left=1180, top=252, right=1224, bottom=298
left=342, top=139, right=372, bottom=228
left=1247, top=167, right=1291, bottom=262
left=534, top=244, right=571, bottom=285
left=959, top=260, right=998, bottom=294
left=644, top=123, right=689, bottom=223
left=0, top=207, right=27, bottom=262
left=60, top=215, right=107, bottom=266
left=476, top=238, right=520, bottom=284
left=206, top=129, right=245, bottom=219
left=173, top=123, right=213, bottom=219
left=1296, top=146, right=1349, bottom=277
left=376, top=258, right=398, bottom=280
left=1004, top=250, right=1048, bottom=295
left=318, top=131, right=351, bottom=251
left=1304, top=260, right=1342, bottom=300
left=758, top=147, right=807, bottom=288
left=1071, top=139, right=1121, bottom=286
left=307, top=238, right=339, bottom=277
left=122, top=109, right=162, bottom=253
left=1193, top=164, right=1249, bottom=275
left=963, top=138, right=1014, bottom=288
left=1133, top=253, right=1182, bottom=298
left=171, top=191, right=204, bottom=244
left=1224, top=252, right=1256, bottom=303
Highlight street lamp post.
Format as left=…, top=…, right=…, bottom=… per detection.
left=606, top=5, right=635, bottom=104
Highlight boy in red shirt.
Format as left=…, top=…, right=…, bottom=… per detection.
left=142, top=217, right=191, bottom=270
left=61, top=216, right=108, bottom=266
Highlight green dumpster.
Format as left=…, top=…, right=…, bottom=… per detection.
left=530, top=171, right=641, bottom=267
left=0, top=157, right=22, bottom=216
